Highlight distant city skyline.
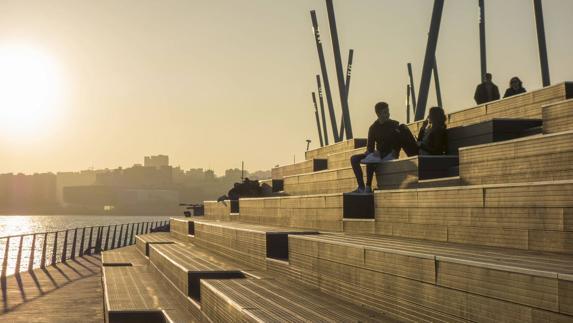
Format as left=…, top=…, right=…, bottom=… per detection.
left=1, top=0, right=572, bottom=175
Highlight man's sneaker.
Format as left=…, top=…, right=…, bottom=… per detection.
left=363, top=186, right=373, bottom=194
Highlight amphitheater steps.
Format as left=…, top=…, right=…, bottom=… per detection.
left=459, top=130, right=573, bottom=185
left=285, top=233, right=573, bottom=322
left=305, top=138, right=367, bottom=160
left=134, top=232, right=177, bottom=256
left=543, top=99, right=573, bottom=134
left=271, top=158, right=328, bottom=179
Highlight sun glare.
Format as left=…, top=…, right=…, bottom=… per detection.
left=0, top=44, right=65, bottom=140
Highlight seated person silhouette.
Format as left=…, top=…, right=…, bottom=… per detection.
left=503, top=76, right=527, bottom=98
left=349, top=102, right=400, bottom=194
left=416, top=106, right=448, bottom=155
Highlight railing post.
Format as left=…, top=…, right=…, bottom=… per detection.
left=118, top=224, right=125, bottom=247
left=51, top=231, right=59, bottom=265
left=86, top=227, right=94, bottom=256
left=111, top=225, right=118, bottom=250
left=129, top=224, right=135, bottom=245
left=40, top=233, right=48, bottom=269
left=95, top=227, right=103, bottom=254
left=1, top=237, right=10, bottom=277
left=14, top=236, right=24, bottom=274
left=136, top=222, right=141, bottom=235
left=104, top=226, right=111, bottom=251
left=71, top=228, right=77, bottom=259
left=28, top=234, right=36, bottom=272
left=79, top=227, right=86, bottom=257
left=123, top=224, right=130, bottom=247
left=61, top=230, right=69, bottom=262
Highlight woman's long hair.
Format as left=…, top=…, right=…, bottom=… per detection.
left=429, top=106, right=446, bottom=129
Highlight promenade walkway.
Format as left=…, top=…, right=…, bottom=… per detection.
left=0, top=255, right=103, bottom=323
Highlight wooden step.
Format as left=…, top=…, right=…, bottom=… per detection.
left=103, top=265, right=200, bottom=322
left=305, top=138, right=367, bottom=160
left=459, top=130, right=573, bottom=185
left=102, top=245, right=148, bottom=267
left=272, top=158, right=328, bottom=179
left=149, top=243, right=245, bottom=301
left=287, top=233, right=573, bottom=322
left=191, top=219, right=317, bottom=269
left=204, top=200, right=233, bottom=221
left=543, top=99, right=573, bottom=134
left=283, top=156, right=458, bottom=195
left=170, top=218, right=194, bottom=241
left=135, top=232, right=177, bottom=257
left=373, top=180, right=573, bottom=253
left=200, top=278, right=391, bottom=322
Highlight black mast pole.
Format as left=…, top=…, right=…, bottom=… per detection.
left=311, top=10, right=340, bottom=142
left=406, top=85, right=411, bottom=124
left=312, top=92, right=325, bottom=147
left=478, top=0, right=487, bottom=80
left=316, top=75, right=330, bottom=145
left=415, top=0, right=444, bottom=121
left=325, top=0, right=353, bottom=140
left=339, top=49, right=354, bottom=140
left=533, top=0, right=551, bottom=86
left=407, top=63, right=417, bottom=116
left=433, top=57, right=443, bottom=108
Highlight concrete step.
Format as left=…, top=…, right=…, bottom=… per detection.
left=460, top=130, right=573, bottom=186
left=287, top=233, right=573, bottom=322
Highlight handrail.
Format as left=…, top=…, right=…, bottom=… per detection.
left=0, top=219, right=170, bottom=277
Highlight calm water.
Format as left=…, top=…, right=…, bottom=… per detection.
left=0, top=214, right=177, bottom=276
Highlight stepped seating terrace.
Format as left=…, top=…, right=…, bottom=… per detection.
left=103, top=82, right=573, bottom=322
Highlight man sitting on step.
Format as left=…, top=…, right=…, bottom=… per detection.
left=350, top=102, right=401, bottom=194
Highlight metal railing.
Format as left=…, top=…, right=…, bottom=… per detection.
left=0, top=220, right=170, bottom=277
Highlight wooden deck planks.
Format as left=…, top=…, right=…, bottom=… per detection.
left=0, top=256, right=103, bottom=323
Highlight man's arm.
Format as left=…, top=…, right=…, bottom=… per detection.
left=474, top=85, right=480, bottom=104
left=366, top=125, right=375, bottom=153
left=493, top=85, right=500, bottom=100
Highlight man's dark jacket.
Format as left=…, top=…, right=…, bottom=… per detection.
left=474, top=82, right=500, bottom=104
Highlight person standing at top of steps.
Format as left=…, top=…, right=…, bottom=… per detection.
left=474, top=73, right=500, bottom=104
left=349, top=102, right=401, bottom=194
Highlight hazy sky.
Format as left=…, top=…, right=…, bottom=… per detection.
left=1, top=0, right=572, bottom=175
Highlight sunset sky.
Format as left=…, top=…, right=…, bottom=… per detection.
left=1, top=0, right=572, bottom=175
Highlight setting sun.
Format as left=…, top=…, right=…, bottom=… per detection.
left=0, top=44, right=65, bottom=140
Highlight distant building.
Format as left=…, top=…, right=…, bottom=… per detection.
left=144, top=155, right=169, bottom=168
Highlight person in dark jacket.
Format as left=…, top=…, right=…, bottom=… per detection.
left=349, top=102, right=401, bottom=194
left=417, top=106, right=448, bottom=155
left=474, top=73, right=500, bottom=104
left=503, top=76, right=527, bottom=98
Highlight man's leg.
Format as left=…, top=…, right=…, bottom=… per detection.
left=350, top=153, right=367, bottom=188
left=366, top=164, right=377, bottom=189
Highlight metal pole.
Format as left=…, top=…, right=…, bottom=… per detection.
left=311, top=10, right=340, bottom=142
left=111, top=225, right=118, bottom=249
left=533, top=0, right=551, bottom=86
left=407, top=63, right=417, bottom=115
left=123, top=224, right=129, bottom=247
left=325, top=0, right=353, bottom=139
left=28, top=234, right=36, bottom=271
left=61, top=230, right=68, bottom=262
left=51, top=232, right=58, bottom=265
left=316, top=75, right=330, bottom=145
left=415, top=0, right=445, bottom=121
left=1, top=238, right=9, bottom=277
left=407, top=85, right=411, bottom=124
left=312, top=92, right=324, bottom=147
left=104, top=226, right=110, bottom=251
left=129, top=224, right=135, bottom=245
left=40, top=233, right=47, bottom=268
left=479, top=0, right=487, bottom=80
left=71, top=229, right=77, bottom=259
left=433, top=57, right=443, bottom=108
left=86, top=227, right=94, bottom=256
left=340, top=48, right=354, bottom=140
left=79, top=227, right=86, bottom=257
left=15, top=236, right=24, bottom=273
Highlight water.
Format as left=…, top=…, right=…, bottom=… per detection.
left=0, top=214, right=176, bottom=276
